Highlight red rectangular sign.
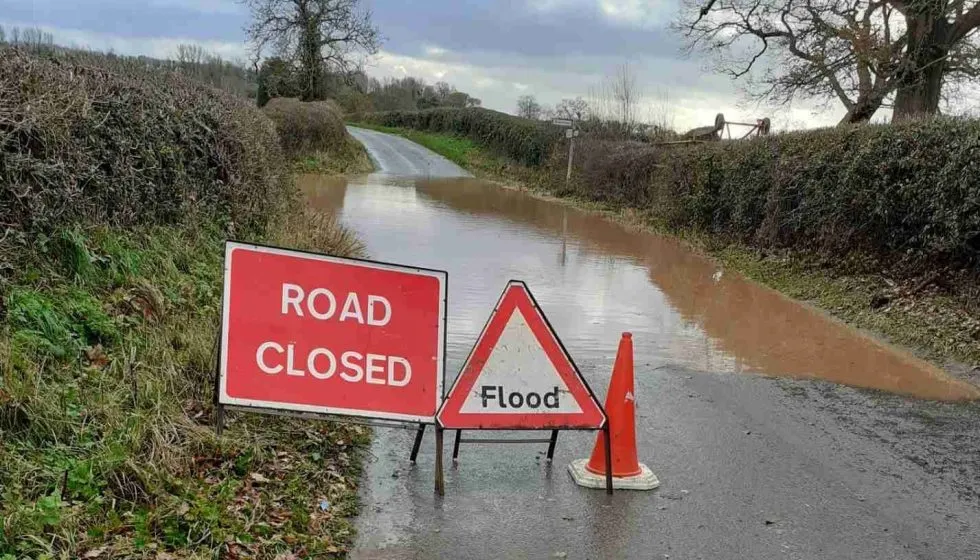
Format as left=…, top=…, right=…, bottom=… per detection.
left=218, top=242, right=447, bottom=423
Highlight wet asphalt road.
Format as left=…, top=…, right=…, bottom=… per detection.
left=342, top=127, right=980, bottom=559
left=347, top=127, right=473, bottom=178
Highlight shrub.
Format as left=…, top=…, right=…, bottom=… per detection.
left=361, top=107, right=562, bottom=167
left=262, top=97, right=348, bottom=158
left=0, top=47, right=290, bottom=247
left=553, top=119, right=980, bottom=275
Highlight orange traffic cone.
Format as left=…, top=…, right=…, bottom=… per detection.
left=585, top=332, right=641, bottom=477
left=568, top=332, right=659, bottom=490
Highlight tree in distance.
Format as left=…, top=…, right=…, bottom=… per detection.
left=516, top=94, right=543, bottom=120
left=243, top=0, right=381, bottom=101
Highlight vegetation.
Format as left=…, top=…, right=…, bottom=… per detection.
left=516, top=95, right=543, bottom=120
left=243, top=0, right=380, bottom=102
left=1, top=46, right=369, bottom=558
left=359, top=107, right=562, bottom=167
left=551, top=119, right=980, bottom=281
left=263, top=97, right=372, bottom=173
left=257, top=57, right=482, bottom=117
left=0, top=25, right=257, bottom=99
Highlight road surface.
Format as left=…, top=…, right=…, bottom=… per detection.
left=348, top=126, right=472, bottom=178
left=338, top=127, right=980, bottom=560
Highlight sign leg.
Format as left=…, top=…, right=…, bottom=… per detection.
left=603, top=424, right=613, bottom=495
left=435, top=427, right=445, bottom=496
left=546, top=430, right=559, bottom=462
left=452, top=430, right=462, bottom=463
left=215, top=403, right=225, bottom=438
left=409, top=423, right=426, bottom=463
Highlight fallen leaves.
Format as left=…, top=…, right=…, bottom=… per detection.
left=84, top=344, right=110, bottom=368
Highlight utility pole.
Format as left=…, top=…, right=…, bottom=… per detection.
left=566, top=131, right=575, bottom=184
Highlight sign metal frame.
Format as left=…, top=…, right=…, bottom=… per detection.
left=435, top=280, right=612, bottom=494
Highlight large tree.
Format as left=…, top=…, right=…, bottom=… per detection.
left=680, top=0, right=980, bottom=122
left=891, top=0, right=980, bottom=119
left=243, top=0, right=381, bottom=101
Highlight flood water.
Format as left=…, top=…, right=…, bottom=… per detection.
left=300, top=174, right=979, bottom=402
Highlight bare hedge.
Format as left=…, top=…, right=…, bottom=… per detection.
left=262, top=97, right=349, bottom=158
left=360, top=107, right=562, bottom=167
left=0, top=47, right=291, bottom=238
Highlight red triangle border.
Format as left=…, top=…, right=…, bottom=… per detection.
left=437, top=281, right=606, bottom=429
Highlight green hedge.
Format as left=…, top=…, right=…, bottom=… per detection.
left=0, top=47, right=290, bottom=242
left=556, top=119, right=980, bottom=274
left=360, top=107, right=562, bottom=167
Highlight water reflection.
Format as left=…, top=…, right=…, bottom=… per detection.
left=297, top=174, right=979, bottom=401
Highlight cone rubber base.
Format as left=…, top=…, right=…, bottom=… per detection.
left=567, top=459, right=660, bottom=491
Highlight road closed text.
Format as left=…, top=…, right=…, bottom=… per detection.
left=219, top=243, right=446, bottom=421
left=254, top=283, right=411, bottom=386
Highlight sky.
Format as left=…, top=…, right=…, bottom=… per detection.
left=1, top=0, right=847, bottom=130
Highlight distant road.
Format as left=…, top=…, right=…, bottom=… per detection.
left=347, top=126, right=472, bottom=177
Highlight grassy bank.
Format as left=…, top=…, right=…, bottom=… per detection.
left=355, top=125, right=980, bottom=377
left=1, top=46, right=371, bottom=558
left=1, top=219, right=369, bottom=559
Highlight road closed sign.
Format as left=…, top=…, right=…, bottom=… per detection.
left=438, top=281, right=605, bottom=430
left=218, top=242, right=447, bottom=423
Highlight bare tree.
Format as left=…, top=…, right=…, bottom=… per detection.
left=680, top=0, right=980, bottom=122
left=176, top=44, right=208, bottom=68
left=242, top=0, right=381, bottom=101
left=554, top=97, right=590, bottom=121
left=612, top=63, right=641, bottom=133
left=679, top=0, right=903, bottom=123
left=516, top=94, right=543, bottom=119
left=647, top=88, right=675, bottom=134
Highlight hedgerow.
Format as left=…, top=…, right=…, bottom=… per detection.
left=552, top=119, right=980, bottom=275
left=0, top=46, right=291, bottom=246
left=360, top=107, right=562, bottom=167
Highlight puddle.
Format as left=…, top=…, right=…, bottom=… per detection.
left=298, top=174, right=979, bottom=401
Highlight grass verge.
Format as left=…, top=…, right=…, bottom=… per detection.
left=357, top=125, right=980, bottom=377
left=0, top=211, right=370, bottom=559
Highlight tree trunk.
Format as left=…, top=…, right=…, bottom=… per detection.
left=839, top=98, right=884, bottom=124
left=297, top=1, right=322, bottom=102
left=892, top=13, right=949, bottom=121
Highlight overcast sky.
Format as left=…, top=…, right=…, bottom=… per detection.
left=1, top=0, right=846, bottom=130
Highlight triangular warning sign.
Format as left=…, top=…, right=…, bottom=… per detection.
left=438, top=281, right=606, bottom=429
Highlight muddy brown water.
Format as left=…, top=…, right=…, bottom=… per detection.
left=300, top=174, right=979, bottom=402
